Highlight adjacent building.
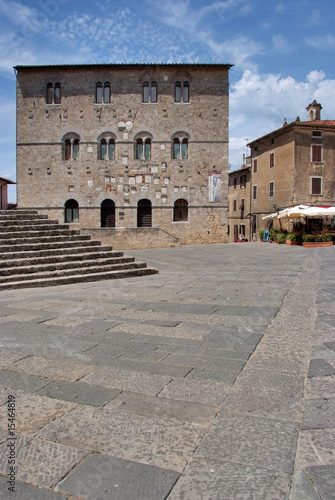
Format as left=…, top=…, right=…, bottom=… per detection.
left=248, top=101, right=335, bottom=238
left=0, top=177, right=16, bottom=210
left=14, top=63, right=232, bottom=249
left=227, top=160, right=251, bottom=242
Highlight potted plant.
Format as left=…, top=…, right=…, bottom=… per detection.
left=286, top=233, right=302, bottom=245
left=302, top=233, right=333, bottom=247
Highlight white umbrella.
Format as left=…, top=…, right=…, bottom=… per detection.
left=277, top=205, right=310, bottom=219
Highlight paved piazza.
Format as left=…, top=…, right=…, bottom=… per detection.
left=0, top=242, right=334, bottom=499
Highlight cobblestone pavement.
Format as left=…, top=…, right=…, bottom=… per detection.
left=0, top=242, right=334, bottom=500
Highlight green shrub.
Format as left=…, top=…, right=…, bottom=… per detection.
left=321, top=233, right=332, bottom=242
left=259, top=230, right=265, bottom=240
left=276, top=233, right=287, bottom=244
left=303, top=234, right=313, bottom=243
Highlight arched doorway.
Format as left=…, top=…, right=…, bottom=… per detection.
left=137, top=199, right=152, bottom=227
left=65, top=199, right=79, bottom=223
left=101, top=199, right=115, bottom=227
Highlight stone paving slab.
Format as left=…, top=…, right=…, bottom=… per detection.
left=161, top=352, right=246, bottom=372
left=0, top=476, right=66, bottom=500
left=308, top=359, right=335, bottom=377
left=131, top=360, right=192, bottom=378
left=301, top=397, right=335, bottom=430
left=311, top=344, right=335, bottom=359
left=168, top=457, right=291, bottom=500
left=57, top=452, right=179, bottom=500
left=7, top=355, right=98, bottom=382
left=0, top=369, right=51, bottom=393
left=305, top=465, right=335, bottom=500
left=305, top=376, right=335, bottom=399
left=186, top=367, right=238, bottom=384
left=35, top=380, right=121, bottom=406
left=159, top=378, right=231, bottom=405
left=0, top=392, right=77, bottom=434
left=38, top=405, right=206, bottom=473
left=82, top=366, right=172, bottom=396
left=195, top=413, right=298, bottom=473
left=222, top=385, right=303, bottom=421
left=0, top=435, right=88, bottom=488
left=295, top=428, right=335, bottom=469
left=105, top=392, right=219, bottom=426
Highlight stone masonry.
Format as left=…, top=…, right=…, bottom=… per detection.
left=15, top=63, right=232, bottom=249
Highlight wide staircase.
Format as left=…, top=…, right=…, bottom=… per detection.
left=0, top=210, right=158, bottom=290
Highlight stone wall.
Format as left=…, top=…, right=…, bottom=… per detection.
left=16, top=63, right=231, bottom=246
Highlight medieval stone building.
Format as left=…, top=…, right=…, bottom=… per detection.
left=15, top=63, right=231, bottom=249
left=247, top=101, right=335, bottom=239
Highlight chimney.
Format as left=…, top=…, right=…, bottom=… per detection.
left=306, top=100, right=322, bottom=121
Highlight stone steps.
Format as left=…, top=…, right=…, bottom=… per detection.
left=0, top=210, right=158, bottom=288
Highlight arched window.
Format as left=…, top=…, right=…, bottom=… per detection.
left=96, top=82, right=103, bottom=103
left=65, top=199, right=79, bottom=223
left=100, top=138, right=115, bottom=160
left=182, top=81, right=189, bottom=102
left=101, top=199, right=115, bottom=227
left=143, top=82, right=157, bottom=103
left=46, top=82, right=61, bottom=104
left=96, top=81, right=111, bottom=103
left=103, top=82, right=111, bottom=103
left=54, top=82, right=61, bottom=104
left=174, top=199, right=188, bottom=222
left=136, top=137, right=151, bottom=159
left=175, top=81, right=189, bottom=102
left=137, top=199, right=152, bottom=227
left=63, top=135, right=80, bottom=161
left=173, top=136, right=188, bottom=159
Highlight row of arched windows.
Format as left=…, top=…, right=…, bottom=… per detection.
left=64, top=199, right=189, bottom=225
left=62, top=134, right=189, bottom=161
left=46, top=81, right=190, bottom=105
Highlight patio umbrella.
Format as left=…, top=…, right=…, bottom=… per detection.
left=277, top=205, right=310, bottom=218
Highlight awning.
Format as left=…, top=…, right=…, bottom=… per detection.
left=262, top=205, right=335, bottom=220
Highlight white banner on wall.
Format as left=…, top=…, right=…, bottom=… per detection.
left=208, top=172, right=221, bottom=202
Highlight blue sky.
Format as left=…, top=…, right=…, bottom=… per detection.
left=1, top=0, right=335, bottom=202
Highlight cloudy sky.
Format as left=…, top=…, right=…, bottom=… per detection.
left=0, top=0, right=334, bottom=201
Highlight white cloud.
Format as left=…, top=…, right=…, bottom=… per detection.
left=229, top=69, right=335, bottom=170
left=305, top=34, right=335, bottom=50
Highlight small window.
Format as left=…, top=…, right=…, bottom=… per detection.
left=175, top=81, right=189, bottom=102
left=233, top=177, right=237, bottom=190
left=96, top=82, right=111, bottom=104
left=240, top=175, right=246, bottom=189
left=46, top=82, right=61, bottom=104
left=136, top=138, right=151, bottom=159
left=312, top=131, right=322, bottom=138
left=233, top=199, right=237, bottom=212
left=173, top=137, right=188, bottom=159
left=311, top=177, right=322, bottom=195
left=143, top=82, right=157, bottom=103
left=270, top=152, right=275, bottom=168
left=96, top=82, right=103, bottom=103
left=100, top=138, right=115, bottom=160
left=240, top=198, right=245, bottom=211
left=103, top=82, right=111, bottom=103
left=253, top=159, right=258, bottom=173
left=253, top=185, right=257, bottom=200
left=54, top=83, right=61, bottom=104
left=311, top=145, right=322, bottom=163
left=173, top=199, right=188, bottom=222
left=269, top=181, right=274, bottom=198
left=64, top=136, right=80, bottom=161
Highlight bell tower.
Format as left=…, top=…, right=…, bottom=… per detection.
left=306, top=100, right=322, bottom=121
